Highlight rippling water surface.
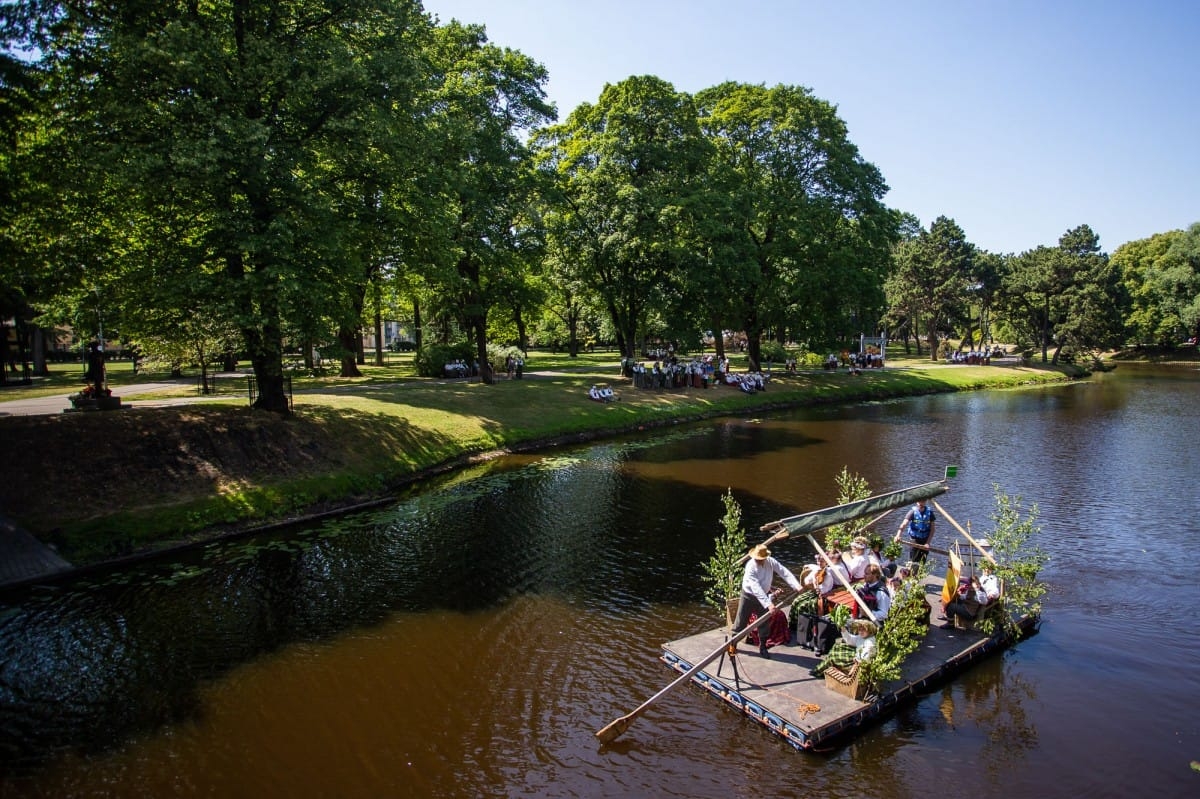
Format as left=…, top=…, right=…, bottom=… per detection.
left=2, top=364, right=1198, bottom=798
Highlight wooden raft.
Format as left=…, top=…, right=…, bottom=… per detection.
left=659, top=576, right=1037, bottom=751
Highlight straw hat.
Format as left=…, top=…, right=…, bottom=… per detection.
left=750, top=544, right=771, bottom=561
left=851, top=619, right=878, bottom=637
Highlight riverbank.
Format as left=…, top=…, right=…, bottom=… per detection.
left=0, top=358, right=1082, bottom=569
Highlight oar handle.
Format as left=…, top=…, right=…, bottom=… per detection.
left=595, top=589, right=798, bottom=744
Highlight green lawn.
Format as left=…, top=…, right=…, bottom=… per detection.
left=1, top=346, right=1084, bottom=566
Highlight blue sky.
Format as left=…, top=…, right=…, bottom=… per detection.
left=423, top=0, right=1198, bottom=256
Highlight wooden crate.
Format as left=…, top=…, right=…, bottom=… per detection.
left=824, top=666, right=867, bottom=700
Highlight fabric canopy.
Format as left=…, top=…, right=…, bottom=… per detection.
left=759, top=480, right=950, bottom=537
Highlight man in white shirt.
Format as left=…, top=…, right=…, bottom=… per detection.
left=732, top=544, right=803, bottom=659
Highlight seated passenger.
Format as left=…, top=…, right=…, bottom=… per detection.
left=843, top=537, right=870, bottom=581
left=810, top=618, right=877, bottom=677
left=940, top=564, right=999, bottom=628
left=852, top=564, right=891, bottom=624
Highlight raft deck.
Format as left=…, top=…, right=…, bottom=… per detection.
left=661, top=577, right=1035, bottom=751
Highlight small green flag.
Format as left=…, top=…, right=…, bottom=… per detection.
left=945, top=465, right=959, bottom=479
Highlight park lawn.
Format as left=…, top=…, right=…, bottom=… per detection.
left=0, top=353, right=1081, bottom=566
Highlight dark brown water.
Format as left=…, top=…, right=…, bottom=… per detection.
left=2, top=364, right=1198, bottom=798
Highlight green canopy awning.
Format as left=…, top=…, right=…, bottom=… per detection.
left=759, top=480, right=950, bottom=536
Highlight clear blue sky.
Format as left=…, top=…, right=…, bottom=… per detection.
left=423, top=0, right=1198, bottom=256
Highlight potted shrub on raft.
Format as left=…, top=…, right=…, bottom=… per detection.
left=701, top=489, right=748, bottom=625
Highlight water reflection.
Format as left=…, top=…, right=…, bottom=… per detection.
left=2, top=365, right=1199, bottom=797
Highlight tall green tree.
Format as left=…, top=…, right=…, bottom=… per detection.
left=533, top=75, right=709, bottom=359
left=885, top=216, right=974, bottom=360
left=1115, top=224, right=1200, bottom=346
left=7, top=0, right=433, bottom=412
left=694, top=82, right=894, bottom=368
left=1001, top=224, right=1124, bottom=363
left=421, top=21, right=553, bottom=383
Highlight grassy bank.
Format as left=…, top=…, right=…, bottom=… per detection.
left=0, top=352, right=1082, bottom=565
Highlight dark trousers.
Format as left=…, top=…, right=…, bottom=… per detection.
left=908, top=539, right=929, bottom=564
left=732, top=592, right=769, bottom=648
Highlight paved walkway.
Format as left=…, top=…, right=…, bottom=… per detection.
left=0, top=381, right=202, bottom=418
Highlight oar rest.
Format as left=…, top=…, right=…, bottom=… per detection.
left=823, top=662, right=867, bottom=700
left=953, top=577, right=1004, bottom=631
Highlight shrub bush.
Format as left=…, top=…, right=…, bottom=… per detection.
left=414, top=343, right=475, bottom=377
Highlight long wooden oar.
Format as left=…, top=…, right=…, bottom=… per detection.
left=895, top=540, right=951, bottom=557
left=932, top=500, right=997, bottom=564
left=595, top=590, right=798, bottom=745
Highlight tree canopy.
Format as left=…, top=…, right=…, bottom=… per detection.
left=1, top=1, right=1194, bottom=406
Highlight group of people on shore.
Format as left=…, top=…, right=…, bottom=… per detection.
left=629, top=357, right=715, bottom=389
left=587, top=385, right=618, bottom=402
left=944, top=349, right=995, bottom=365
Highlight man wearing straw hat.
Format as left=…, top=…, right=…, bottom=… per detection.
left=732, top=544, right=803, bottom=659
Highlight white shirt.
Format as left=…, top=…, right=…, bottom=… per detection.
left=818, top=562, right=850, bottom=595
left=844, top=550, right=868, bottom=580
left=741, top=557, right=802, bottom=609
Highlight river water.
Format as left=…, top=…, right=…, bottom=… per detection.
left=1, top=364, right=1198, bottom=798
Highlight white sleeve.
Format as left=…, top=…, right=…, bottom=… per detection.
left=874, top=588, right=891, bottom=621
left=774, top=561, right=802, bottom=591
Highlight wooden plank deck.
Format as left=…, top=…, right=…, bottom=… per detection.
left=661, top=577, right=1035, bottom=751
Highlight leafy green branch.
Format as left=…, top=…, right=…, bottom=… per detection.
left=860, top=561, right=930, bottom=690
left=974, top=485, right=1049, bottom=638
left=824, top=466, right=872, bottom=551
left=701, top=489, right=748, bottom=616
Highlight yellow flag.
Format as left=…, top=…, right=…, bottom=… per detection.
left=941, top=549, right=963, bottom=605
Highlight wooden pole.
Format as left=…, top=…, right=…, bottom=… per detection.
left=805, top=534, right=878, bottom=621
left=734, top=529, right=790, bottom=568
left=594, top=589, right=798, bottom=745
left=895, top=540, right=951, bottom=556
left=932, top=500, right=997, bottom=564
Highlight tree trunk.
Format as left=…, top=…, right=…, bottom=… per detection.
left=373, top=308, right=384, bottom=366
left=513, top=306, right=528, bottom=355
left=566, top=306, right=579, bottom=357
left=245, top=327, right=290, bottom=414
left=412, top=296, right=423, bottom=351
left=1041, top=297, right=1050, bottom=363
left=31, top=325, right=48, bottom=377
left=337, top=325, right=362, bottom=377
left=711, top=315, right=726, bottom=361
left=472, top=315, right=493, bottom=385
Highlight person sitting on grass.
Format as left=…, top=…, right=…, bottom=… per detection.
left=588, top=385, right=603, bottom=402
left=600, top=386, right=617, bottom=402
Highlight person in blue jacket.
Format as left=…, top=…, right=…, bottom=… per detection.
left=894, top=499, right=936, bottom=564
